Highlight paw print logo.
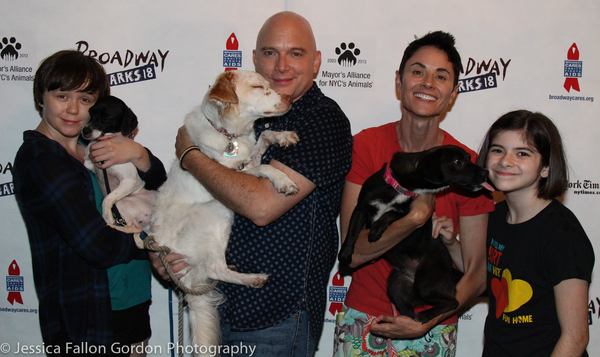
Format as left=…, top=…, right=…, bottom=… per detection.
left=1, top=37, right=22, bottom=61
left=335, top=42, right=361, bottom=67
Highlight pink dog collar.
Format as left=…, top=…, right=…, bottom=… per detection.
left=383, top=160, right=417, bottom=197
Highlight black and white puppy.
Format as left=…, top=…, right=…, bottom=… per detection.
left=338, top=145, right=491, bottom=323
left=82, top=95, right=156, bottom=232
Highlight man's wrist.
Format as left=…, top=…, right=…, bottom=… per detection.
left=179, top=145, right=201, bottom=171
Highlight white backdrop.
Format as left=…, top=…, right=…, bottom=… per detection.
left=1, top=1, right=599, bottom=356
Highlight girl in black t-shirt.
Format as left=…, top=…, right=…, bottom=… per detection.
left=476, top=110, right=594, bottom=357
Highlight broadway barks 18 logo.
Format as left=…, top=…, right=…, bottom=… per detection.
left=458, top=57, right=511, bottom=94
left=75, top=41, right=169, bottom=87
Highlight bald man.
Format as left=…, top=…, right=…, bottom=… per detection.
left=175, top=11, right=353, bottom=357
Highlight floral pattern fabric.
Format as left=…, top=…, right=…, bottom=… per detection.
left=333, top=306, right=457, bottom=357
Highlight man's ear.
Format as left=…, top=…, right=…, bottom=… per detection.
left=313, top=50, right=322, bottom=78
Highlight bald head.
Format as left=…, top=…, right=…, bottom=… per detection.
left=253, top=11, right=321, bottom=101
left=256, top=11, right=317, bottom=52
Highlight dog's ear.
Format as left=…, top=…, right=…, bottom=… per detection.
left=416, top=149, right=445, bottom=185
left=209, top=72, right=239, bottom=110
left=120, top=105, right=138, bottom=136
left=88, top=98, right=104, bottom=121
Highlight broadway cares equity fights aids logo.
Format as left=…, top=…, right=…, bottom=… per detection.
left=223, top=33, right=242, bottom=71
left=6, top=260, right=24, bottom=305
left=563, top=43, right=581, bottom=92
left=327, top=271, right=347, bottom=321
left=549, top=43, right=594, bottom=102
left=75, top=41, right=169, bottom=87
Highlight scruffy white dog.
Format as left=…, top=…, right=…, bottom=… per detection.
left=149, top=70, right=298, bottom=353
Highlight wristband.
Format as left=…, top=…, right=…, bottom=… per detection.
left=179, top=145, right=201, bottom=171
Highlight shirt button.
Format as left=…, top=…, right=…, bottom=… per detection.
left=265, top=123, right=270, bottom=128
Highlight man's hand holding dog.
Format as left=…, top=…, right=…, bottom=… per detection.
left=89, top=133, right=151, bottom=172
left=148, top=249, right=189, bottom=282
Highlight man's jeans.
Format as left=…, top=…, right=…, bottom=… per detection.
left=221, top=310, right=317, bottom=357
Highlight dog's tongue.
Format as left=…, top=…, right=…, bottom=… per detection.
left=481, top=182, right=495, bottom=192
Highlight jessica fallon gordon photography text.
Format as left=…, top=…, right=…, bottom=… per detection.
left=2, top=342, right=256, bottom=356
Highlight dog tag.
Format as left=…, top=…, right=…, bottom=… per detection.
left=224, top=141, right=238, bottom=157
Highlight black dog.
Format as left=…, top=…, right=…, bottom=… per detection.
left=82, top=95, right=156, bottom=232
left=338, top=145, right=489, bottom=323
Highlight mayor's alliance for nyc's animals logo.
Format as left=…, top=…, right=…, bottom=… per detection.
left=0, top=36, right=34, bottom=83
left=321, top=41, right=372, bottom=89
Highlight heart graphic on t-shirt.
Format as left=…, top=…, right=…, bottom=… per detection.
left=490, top=269, right=533, bottom=318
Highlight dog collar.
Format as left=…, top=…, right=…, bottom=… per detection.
left=383, top=160, right=417, bottom=197
left=206, top=118, right=238, bottom=140
left=206, top=118, right=239, bottom=157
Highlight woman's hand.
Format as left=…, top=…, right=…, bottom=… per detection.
left=370, top=314, right=437, bottom=340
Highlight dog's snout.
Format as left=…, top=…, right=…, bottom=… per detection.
left=281, top=94, right=292, bottom=103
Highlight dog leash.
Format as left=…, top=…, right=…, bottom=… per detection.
left=385, top=304, right=400, bottom=357
left=101, top=168, right=128, bottom=226
left=141, top=234, right=218, bottom=357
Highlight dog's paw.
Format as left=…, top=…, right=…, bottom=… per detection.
left=263, top=131, right=299, bottom=147
left=277, top=132, right=299, bottom=147
left=274, top=179, right=299, bottom=195
left=103, top=211, right=116, bottom=226
left=108, top=224, right=142, bottom=234
left=133, top=233, right=145, bottom=249
left=251, top=274, right=269, bottom=288
left=337, top=246, right=353, bottom=267
left=367, top=228, right=385, bottom=243
left=415, top=310, right=436, bottom=324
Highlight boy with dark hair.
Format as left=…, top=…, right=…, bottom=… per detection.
left=14, top=50, right=167, bottom=356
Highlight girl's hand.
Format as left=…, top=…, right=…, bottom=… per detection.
left=432, top=213, right=456, bottom=246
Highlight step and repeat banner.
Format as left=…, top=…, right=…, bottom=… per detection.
left=1, top=1, right=599, bottom=356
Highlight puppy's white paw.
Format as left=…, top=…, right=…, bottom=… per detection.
left=133, top=233, right=145, bottom=249
left=103, top=212, right=115, bottom=226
